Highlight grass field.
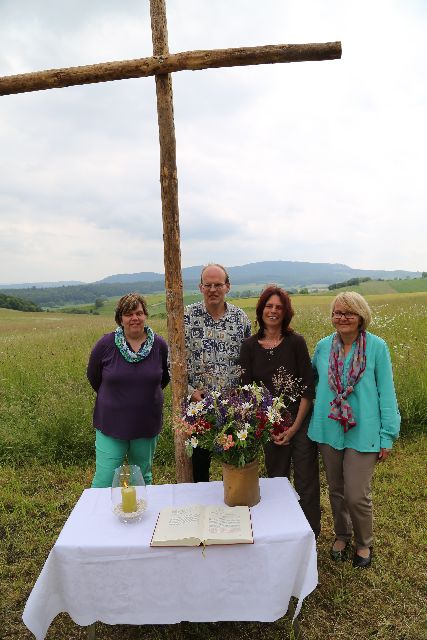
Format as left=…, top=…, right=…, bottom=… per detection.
left=325, top=277, right=427, bottom=296
left=1, top=292, right=426, bottom=639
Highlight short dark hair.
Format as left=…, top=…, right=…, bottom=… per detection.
left=115, top=292, right=148, bottom=325
left=200, top=263, right=230, bottom=285
left=255, top=285, right=294, bottom=338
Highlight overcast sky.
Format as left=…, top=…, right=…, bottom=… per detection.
left=0, top=0, right=426, bottom=284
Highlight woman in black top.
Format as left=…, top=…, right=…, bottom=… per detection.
left=239, top=285, right=320, bottom=537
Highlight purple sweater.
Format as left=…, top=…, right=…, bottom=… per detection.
left=87, top=331, right=170, bottom=440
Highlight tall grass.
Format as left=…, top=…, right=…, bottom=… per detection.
left=1, top=294, right=426, bottom=640
left=2, top=433, right=426, bottom=640
left=0, top=292, right=425, bottom=466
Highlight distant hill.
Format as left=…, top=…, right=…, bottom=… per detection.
left=0, top=280, right=84, bottom=289
left=223, top=261, right=420, bottom=286
left=0, top=261, right=422, bottom=308
left=101, top=261, right=420, bottom=288
left=97, top=272, right=164, bottom=284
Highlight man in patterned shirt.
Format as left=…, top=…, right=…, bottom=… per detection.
left=184, top=263, right=251, bottom=481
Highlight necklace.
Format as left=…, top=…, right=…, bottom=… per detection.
left=262, top=334, right=283, bottom=357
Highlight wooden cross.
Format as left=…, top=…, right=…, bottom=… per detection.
left=0, top=0, right=341, bottom=482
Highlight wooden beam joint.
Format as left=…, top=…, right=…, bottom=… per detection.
left=0, top=42, right=342, bottom=96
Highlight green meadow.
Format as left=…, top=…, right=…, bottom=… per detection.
left=325, top=276, right=427, bottom=296
left=1, top=292, right=426, bottom=639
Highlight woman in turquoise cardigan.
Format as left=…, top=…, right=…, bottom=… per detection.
left=308, top=292, right=400, bottom=568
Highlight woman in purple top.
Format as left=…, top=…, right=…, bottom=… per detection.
left=87, top=293, right=170, bottom=487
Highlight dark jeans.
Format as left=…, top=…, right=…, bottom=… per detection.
left=191, top=447, right=211, bottom=482
left=264, top=421, right=321, bottom=537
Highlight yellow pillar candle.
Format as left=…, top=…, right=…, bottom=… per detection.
left=121, top=486, right=137, bottom=513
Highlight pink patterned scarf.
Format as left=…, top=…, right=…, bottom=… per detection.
left=328, top=330, right=366, bottom=432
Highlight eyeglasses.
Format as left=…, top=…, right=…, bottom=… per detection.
left=201, top=283, right=226, bottom=290
left=332, top=311, right=357, bottom=319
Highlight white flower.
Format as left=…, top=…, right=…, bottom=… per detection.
left=186, top=436, right=199, bottom=448
left=237, top=427, right=248, bottom=441
left=267, top=407, right=282, bottom=423
left=272, top=397, right=285, bottom=411
left=186, top=401, right=205, bottom=417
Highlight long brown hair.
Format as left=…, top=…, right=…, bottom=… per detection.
left=255, top=285, right=294, bottom=339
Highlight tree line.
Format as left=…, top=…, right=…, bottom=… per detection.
left=0, top=280, right=176, bottom=308
left=0, top=293, right=42, bottom=312
left=328, top=277, right=372, bottom=291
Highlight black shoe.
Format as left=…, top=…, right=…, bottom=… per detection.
left=330, top=540, right=351, bottom=561
left=352, top=547, right=372, bottom=568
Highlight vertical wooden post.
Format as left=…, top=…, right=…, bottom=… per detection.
left=150, top=0, right=192, bottom=482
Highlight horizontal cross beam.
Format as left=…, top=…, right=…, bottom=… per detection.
left=0, top=42, right=341, bottom=96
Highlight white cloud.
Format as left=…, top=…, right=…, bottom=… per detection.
left=0, top=0, right=426, bottom=283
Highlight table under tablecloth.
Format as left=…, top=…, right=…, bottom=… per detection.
left=23, top=477, right=317, bottom=640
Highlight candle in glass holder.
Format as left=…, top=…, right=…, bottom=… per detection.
left=121, top=485, right=137, bottom=512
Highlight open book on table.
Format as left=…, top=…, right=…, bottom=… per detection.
left=150, top=504, right=253, bottom=547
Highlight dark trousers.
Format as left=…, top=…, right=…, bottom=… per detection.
left=192, top=447, right=211, bottom=482
left=264, top=421, right=321, bottom=537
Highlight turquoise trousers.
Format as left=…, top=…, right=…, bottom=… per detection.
left=91, top=429, right=159, bottom=488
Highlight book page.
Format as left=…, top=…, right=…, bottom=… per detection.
left=204, top=505, right=253, bottom=545
left=151, top=505, right=203, bottom=546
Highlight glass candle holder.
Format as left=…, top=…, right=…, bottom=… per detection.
left=111, top=464, right=147, bottom=523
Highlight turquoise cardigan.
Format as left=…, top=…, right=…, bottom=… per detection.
left=308, top=331, right=400, bottom=452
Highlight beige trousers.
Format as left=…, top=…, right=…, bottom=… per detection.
left=319, top=444, right=378, bottom=548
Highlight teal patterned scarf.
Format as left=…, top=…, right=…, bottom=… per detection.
left=114, top=325, right=154, bottom=363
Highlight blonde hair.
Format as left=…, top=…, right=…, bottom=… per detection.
left=331, top=291, right=372, bottom=331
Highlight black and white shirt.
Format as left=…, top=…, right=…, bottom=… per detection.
left=184, top=301, right=251, bottom=395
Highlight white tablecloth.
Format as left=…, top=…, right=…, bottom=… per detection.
left=23, top=477, right=317, bottom=640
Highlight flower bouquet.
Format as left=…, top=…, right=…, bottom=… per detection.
left=179, top=369, right=306, bottom=469
left=181, top=385, right=281, bottom=468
